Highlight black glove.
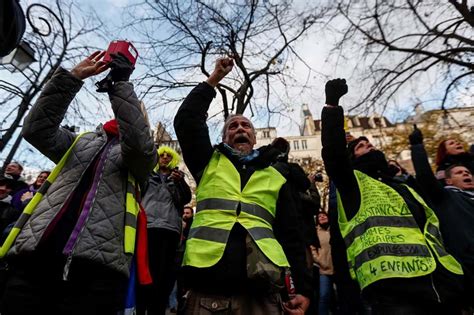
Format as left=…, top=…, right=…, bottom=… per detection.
left=109, top=52, right=134, bottom=82
left=409, top=125, right=423, bottom=145
left=325, top=78, right=348, bottom=106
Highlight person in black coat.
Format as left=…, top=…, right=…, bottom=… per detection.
left=321, top=78, right=466, bottom=314
left=409, top=127, right=474, bottom=302
left=174, top=58, right=311, bottom=314
left=0, top=175, right=21, bottom=299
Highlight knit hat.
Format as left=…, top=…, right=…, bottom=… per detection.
left=347, top=136, right=369, bottom=160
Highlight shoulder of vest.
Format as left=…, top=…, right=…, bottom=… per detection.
left=271, top=162, right=290, bottom=178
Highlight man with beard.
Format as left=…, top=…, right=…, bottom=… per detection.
left=174, top=58, right=311, bottom=314
left=321, top=78, right=466, bottom=314
left=182, top=206, right=193, bottom=240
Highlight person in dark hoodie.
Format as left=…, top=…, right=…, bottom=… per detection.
left=321, top=78, right=466, bottom=314
left=174, top=57, right=311, bottom=314
left=409, top=126, right=474, bottom=301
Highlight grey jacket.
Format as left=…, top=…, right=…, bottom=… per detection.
left=142, top=172, right=191, bottom=234
left=10, top=67, right=156, bottom=277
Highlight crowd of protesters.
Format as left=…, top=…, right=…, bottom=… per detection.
left=0, top=50, right=472, bottom=315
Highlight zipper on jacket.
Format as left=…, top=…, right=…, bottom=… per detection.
left=63, top=255, right=73, bottom=281
left=36, top=137, right=107, bottom=249
left=62, top=138, right=115, bottom=280
left=430, top=274, right=441, bottom=303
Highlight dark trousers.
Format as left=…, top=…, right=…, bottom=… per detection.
left=0, top=258, right=127, bottom=315
left=334, top=279, right=366, bottom=315
left=137, top=228, right=180, bottom=315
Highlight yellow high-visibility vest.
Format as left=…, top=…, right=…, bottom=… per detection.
left=183, top=151, right=290, bottom=268
left=337, top=170, right=463, bottom=290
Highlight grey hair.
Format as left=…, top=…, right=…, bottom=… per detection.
left=221, top=114, right=255, bottom=141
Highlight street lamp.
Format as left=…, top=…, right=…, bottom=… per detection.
left=0, top=40, right=36, bottom=71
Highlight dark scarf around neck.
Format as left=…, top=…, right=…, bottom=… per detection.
left=352, top=150, right=396, bottom=180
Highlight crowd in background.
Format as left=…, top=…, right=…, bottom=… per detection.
left=0, top=54, right=472, bottom=315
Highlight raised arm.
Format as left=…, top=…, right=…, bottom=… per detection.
left=174, top=58, right=233, bottom=181
left=107, top=53, right=157, bottom=183
left=409, top=126, right=444, bottom=202
left=321, top=79, right=360, bottom=220
left=23, top=51, right=109, bottom=163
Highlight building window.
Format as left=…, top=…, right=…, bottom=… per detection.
left=302, top=140, right=307, bottom=149
left=263, top=131, right=270, bottom=138
left=293, top=140, right=299, bottom=150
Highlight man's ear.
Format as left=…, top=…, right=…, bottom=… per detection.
left=445, top=178, right=453, bottom=186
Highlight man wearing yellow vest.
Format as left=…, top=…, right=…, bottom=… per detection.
left=0, top=51, right=156, bottom=315
left=321, top=78, right=467, bottom=314
left=174, top=58, right=311, bottom=314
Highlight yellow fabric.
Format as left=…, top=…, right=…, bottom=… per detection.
left=337, top=170, right=462, bottom=290
left=183, top=151, right=289, bottom=268
left=124, top=172, right=140, bottom=254
left=0, top=132, right=141, bottom=258
left=0, top=133, right=89, bottom=258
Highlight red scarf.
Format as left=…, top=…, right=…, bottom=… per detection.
left=103, top=119, right=119, bottom=136
left=137, top=204, right=152, bottom=285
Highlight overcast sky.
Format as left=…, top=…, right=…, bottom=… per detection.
left=2, top=0, right=471, bottom=171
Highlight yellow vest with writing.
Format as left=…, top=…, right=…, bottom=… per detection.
left=183, top=150, right=290, bottom=268
left=337, top=170, right=463, bottom=289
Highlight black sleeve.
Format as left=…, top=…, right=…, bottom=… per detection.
left=321, top=106, right=360, bottom=220
left=410, top=144, right=445, bottom=203
left=174, top=177, right=192, bottom=209
left=174, top=82, right=216, bottom=182
left=307, top=182, right=321, bottom=212
left=274, top=184, right=312, bottom=298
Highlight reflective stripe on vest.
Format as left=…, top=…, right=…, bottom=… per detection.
left=0, top=133, right=140, bottom=258
left=404, top=184, right=463, bottom=274
left=183, top=151, right=290, bottom=268
left=0, top=133, right=88, bottom=258
left=337, top=170, right=463, bottom=290
left=124, top=172, right=140, bottom=254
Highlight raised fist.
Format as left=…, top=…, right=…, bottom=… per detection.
left=325, top=78, right=348, bottom=106
left=206, top=57, right=234, bottom=87
left=409, top=125, right=423, bottom=145
left=109, top=52, right=135, bottom=82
